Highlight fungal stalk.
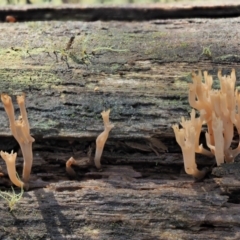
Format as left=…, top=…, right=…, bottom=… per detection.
left=94, top=109, right=114, bottom=169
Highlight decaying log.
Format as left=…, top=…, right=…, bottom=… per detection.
left=0, top=5, right=240, bottom=239
left=0, top=18, right=240, bottom=139
left=1, top=171, right=240, bottom=240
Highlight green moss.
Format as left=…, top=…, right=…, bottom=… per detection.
left=214, top=54, right=240, bottom=62
left=0, top=180, right=24, bottom=212
left=68, top=33, right=129, bottom=64
left=180, top=42, right=188, bottom=48
left=173, top=73, right=192, bottom=90
left=33, top=119, right=59, bottom=129
left=200, top=45, right=212, bottom=58
left=0, top=69, right=62, bottom=93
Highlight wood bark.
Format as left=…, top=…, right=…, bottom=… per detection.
left=0, top=7, right=240, bottom=240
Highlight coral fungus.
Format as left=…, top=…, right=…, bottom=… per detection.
left=1, top=94, right=34, bottom=188
left=94, top=109, right=114, bottom=169
left=173, top=69, right=240, bottom=177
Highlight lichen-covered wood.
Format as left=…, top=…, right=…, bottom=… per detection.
left=0, top=18, right=240, bottom=140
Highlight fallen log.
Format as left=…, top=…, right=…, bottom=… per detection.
left=0, top=6, right=240, bottom=239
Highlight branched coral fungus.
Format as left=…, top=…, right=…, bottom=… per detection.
left=172, top=110, right=211, bottom=179
left=1, top=94, right=34, bottom=188
left=173, top=69, right=240, bottom=178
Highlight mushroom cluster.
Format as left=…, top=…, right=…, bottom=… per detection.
left=173, top=69, right=240, bottom=178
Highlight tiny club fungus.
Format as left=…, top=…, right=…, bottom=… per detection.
left=94, top=109, right=114, bottom=169
left=66, top=147, right=92, bottom=177
left=66, top=157, right=77, bottom=177
left=173, top=69, right=240, bottom=178
left=1, top=94, right=34, bottom=187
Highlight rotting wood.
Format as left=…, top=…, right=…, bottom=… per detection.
left=1, top=171, right=240, bottom=240
left=0, top=13, right=240, bottom=240
left=0, top=18, right=240, bottom=140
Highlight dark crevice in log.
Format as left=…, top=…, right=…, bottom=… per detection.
left=0, top=135, right=217, bottom=190
left=226, top=190, right=240, bottom=204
